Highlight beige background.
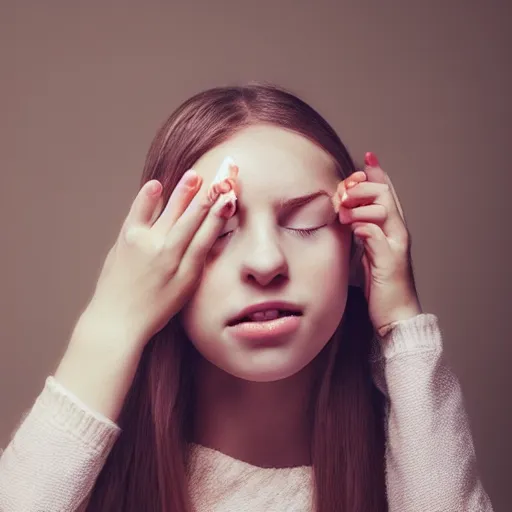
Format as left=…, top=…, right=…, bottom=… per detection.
left=1, top=1, right=510, bottom=509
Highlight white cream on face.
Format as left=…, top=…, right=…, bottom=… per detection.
left=212, top=155, right=235, bottom=182
left=212, top=155, right=237, bottom=206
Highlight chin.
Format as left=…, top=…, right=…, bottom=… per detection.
left=219, top=352, right=318, bottom=383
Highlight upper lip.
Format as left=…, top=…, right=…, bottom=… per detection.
left=227, top=301, right=303, bottom=326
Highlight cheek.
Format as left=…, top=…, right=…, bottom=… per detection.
left=298, top=230, right=350, bottom=335
left=299, top=228, right=350, bottom=286
left=180, top=271, right=220, bottom=338
left=179, top=253, right=242, bottom=361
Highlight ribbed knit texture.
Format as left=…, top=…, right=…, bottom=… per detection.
left=0, top=314, right=494, bottom=511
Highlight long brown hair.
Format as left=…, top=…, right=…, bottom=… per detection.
left=86, top=83, right=387, bottom=511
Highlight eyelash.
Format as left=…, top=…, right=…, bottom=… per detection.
left=290, top=227, right=323, bottom=238
left=217, top=226, right=324, bottom=241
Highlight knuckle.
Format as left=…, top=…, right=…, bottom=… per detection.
left=166, top=257, right=181, bottom=277
left=160, top=252, right=180, bottom=277
left=124, top=227, right=174, bottom=263
left=123, top=225, right=143, bottom=246
left=158, top=240, right=181, bottom=275
left=198, top=194, right=215, bottom=211
left=148, top=233, right=166, bottom=253
left=367, top=223, right=380, bottom=237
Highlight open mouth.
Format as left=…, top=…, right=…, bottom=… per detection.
left=228, top=309, right=302, bottom=326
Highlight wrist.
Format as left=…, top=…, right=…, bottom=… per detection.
left=55, top=322, right=143, bottom=423
left=376, top=300, right=423, bottom=338
left=53, top=308, right=147, bottom=422
left=72, top=305, right=147, bottom=357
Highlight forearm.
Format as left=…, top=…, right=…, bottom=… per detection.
left=0, top=308, right=140, bottom=511
left=54, top=308, right=144, bottom=423
left=377, top=314, right=493, bottom=511
left=0, top=377, right=120, bottom=511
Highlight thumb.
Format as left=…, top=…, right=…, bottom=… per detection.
left=353, top=223, right=393, bottom=271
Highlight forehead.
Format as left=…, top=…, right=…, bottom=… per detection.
left=192, top=124, right=340, bottom=201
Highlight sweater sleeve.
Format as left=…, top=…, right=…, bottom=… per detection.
left=371, top=313, right=494, bottom=511
left=0, top=376, right=120, bottom=512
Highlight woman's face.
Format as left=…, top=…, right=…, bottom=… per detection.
left=180, top=124, right=352, bottom=382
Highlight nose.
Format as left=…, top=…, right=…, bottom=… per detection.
left=240, top=226, right=289, bottom=287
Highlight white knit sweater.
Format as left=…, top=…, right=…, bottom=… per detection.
left=0, top=314, right=494, bottom=511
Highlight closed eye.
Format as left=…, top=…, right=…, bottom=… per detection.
left=217, top=230, right=234, bottom=240
left=216, top=223, right=329, bottom=243
left=217, top=225, right=326, bottom=240
left=287, top=225, right=326, bottom=238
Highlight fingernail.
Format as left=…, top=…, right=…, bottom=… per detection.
left=147, top=180, right=161, bottom=196
left=364, top=152, right=380, bottom=168
left=346, top=180, right=358, bottom=189
left=182, top=170, right=200, bottom=189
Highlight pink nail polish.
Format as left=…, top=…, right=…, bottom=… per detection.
left=364, top=152, right=379, bottom=168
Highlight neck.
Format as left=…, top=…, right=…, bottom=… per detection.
left=191, top=356, right=320, bottom=468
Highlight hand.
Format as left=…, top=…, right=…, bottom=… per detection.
left=82, top=166, right=238, bottom=351
left=335, top=152, right=422, bottom=337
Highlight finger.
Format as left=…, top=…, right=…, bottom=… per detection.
left=363, top=152, right=409, bottom=238
left=339, top=181, right=387, bottom=208
left=172, top=194, right=235, bottom=274
left=385, top=177, right=405, bottom=223
left=336, top=171, right=367, bottom=195
left=166, top=169, right=235, bottom=252
left=339, top=202, right=409, bottom=245
left=124, top=180, right=163, bottom=228
left=332, top=171, right=367, bottom=212
left=149, top=195, right=165, bottom=225
left=364, top=152, right=406, bottom=224
left=352, top=222, right=393, bottom=270
left=152, top=170, right=203, bottom=235
left=339, top=204, right=388, bottom=226
left=340, top=180, right=405, bottom=238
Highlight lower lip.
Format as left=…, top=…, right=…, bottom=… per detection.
left=227, top=315, right=302, bottom=342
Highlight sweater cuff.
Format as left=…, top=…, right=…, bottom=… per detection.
left=375, top=313, right=442, bottom=361
left=32, top=376, right=121, bottom=454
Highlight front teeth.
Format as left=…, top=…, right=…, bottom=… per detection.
left=249, top=309, right=280, bottom=322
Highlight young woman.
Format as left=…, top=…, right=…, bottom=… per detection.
left=0, top=83, right=493, bottom=511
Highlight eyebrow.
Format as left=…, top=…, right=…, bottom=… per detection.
left=277, top=190, right=330, bottom=211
